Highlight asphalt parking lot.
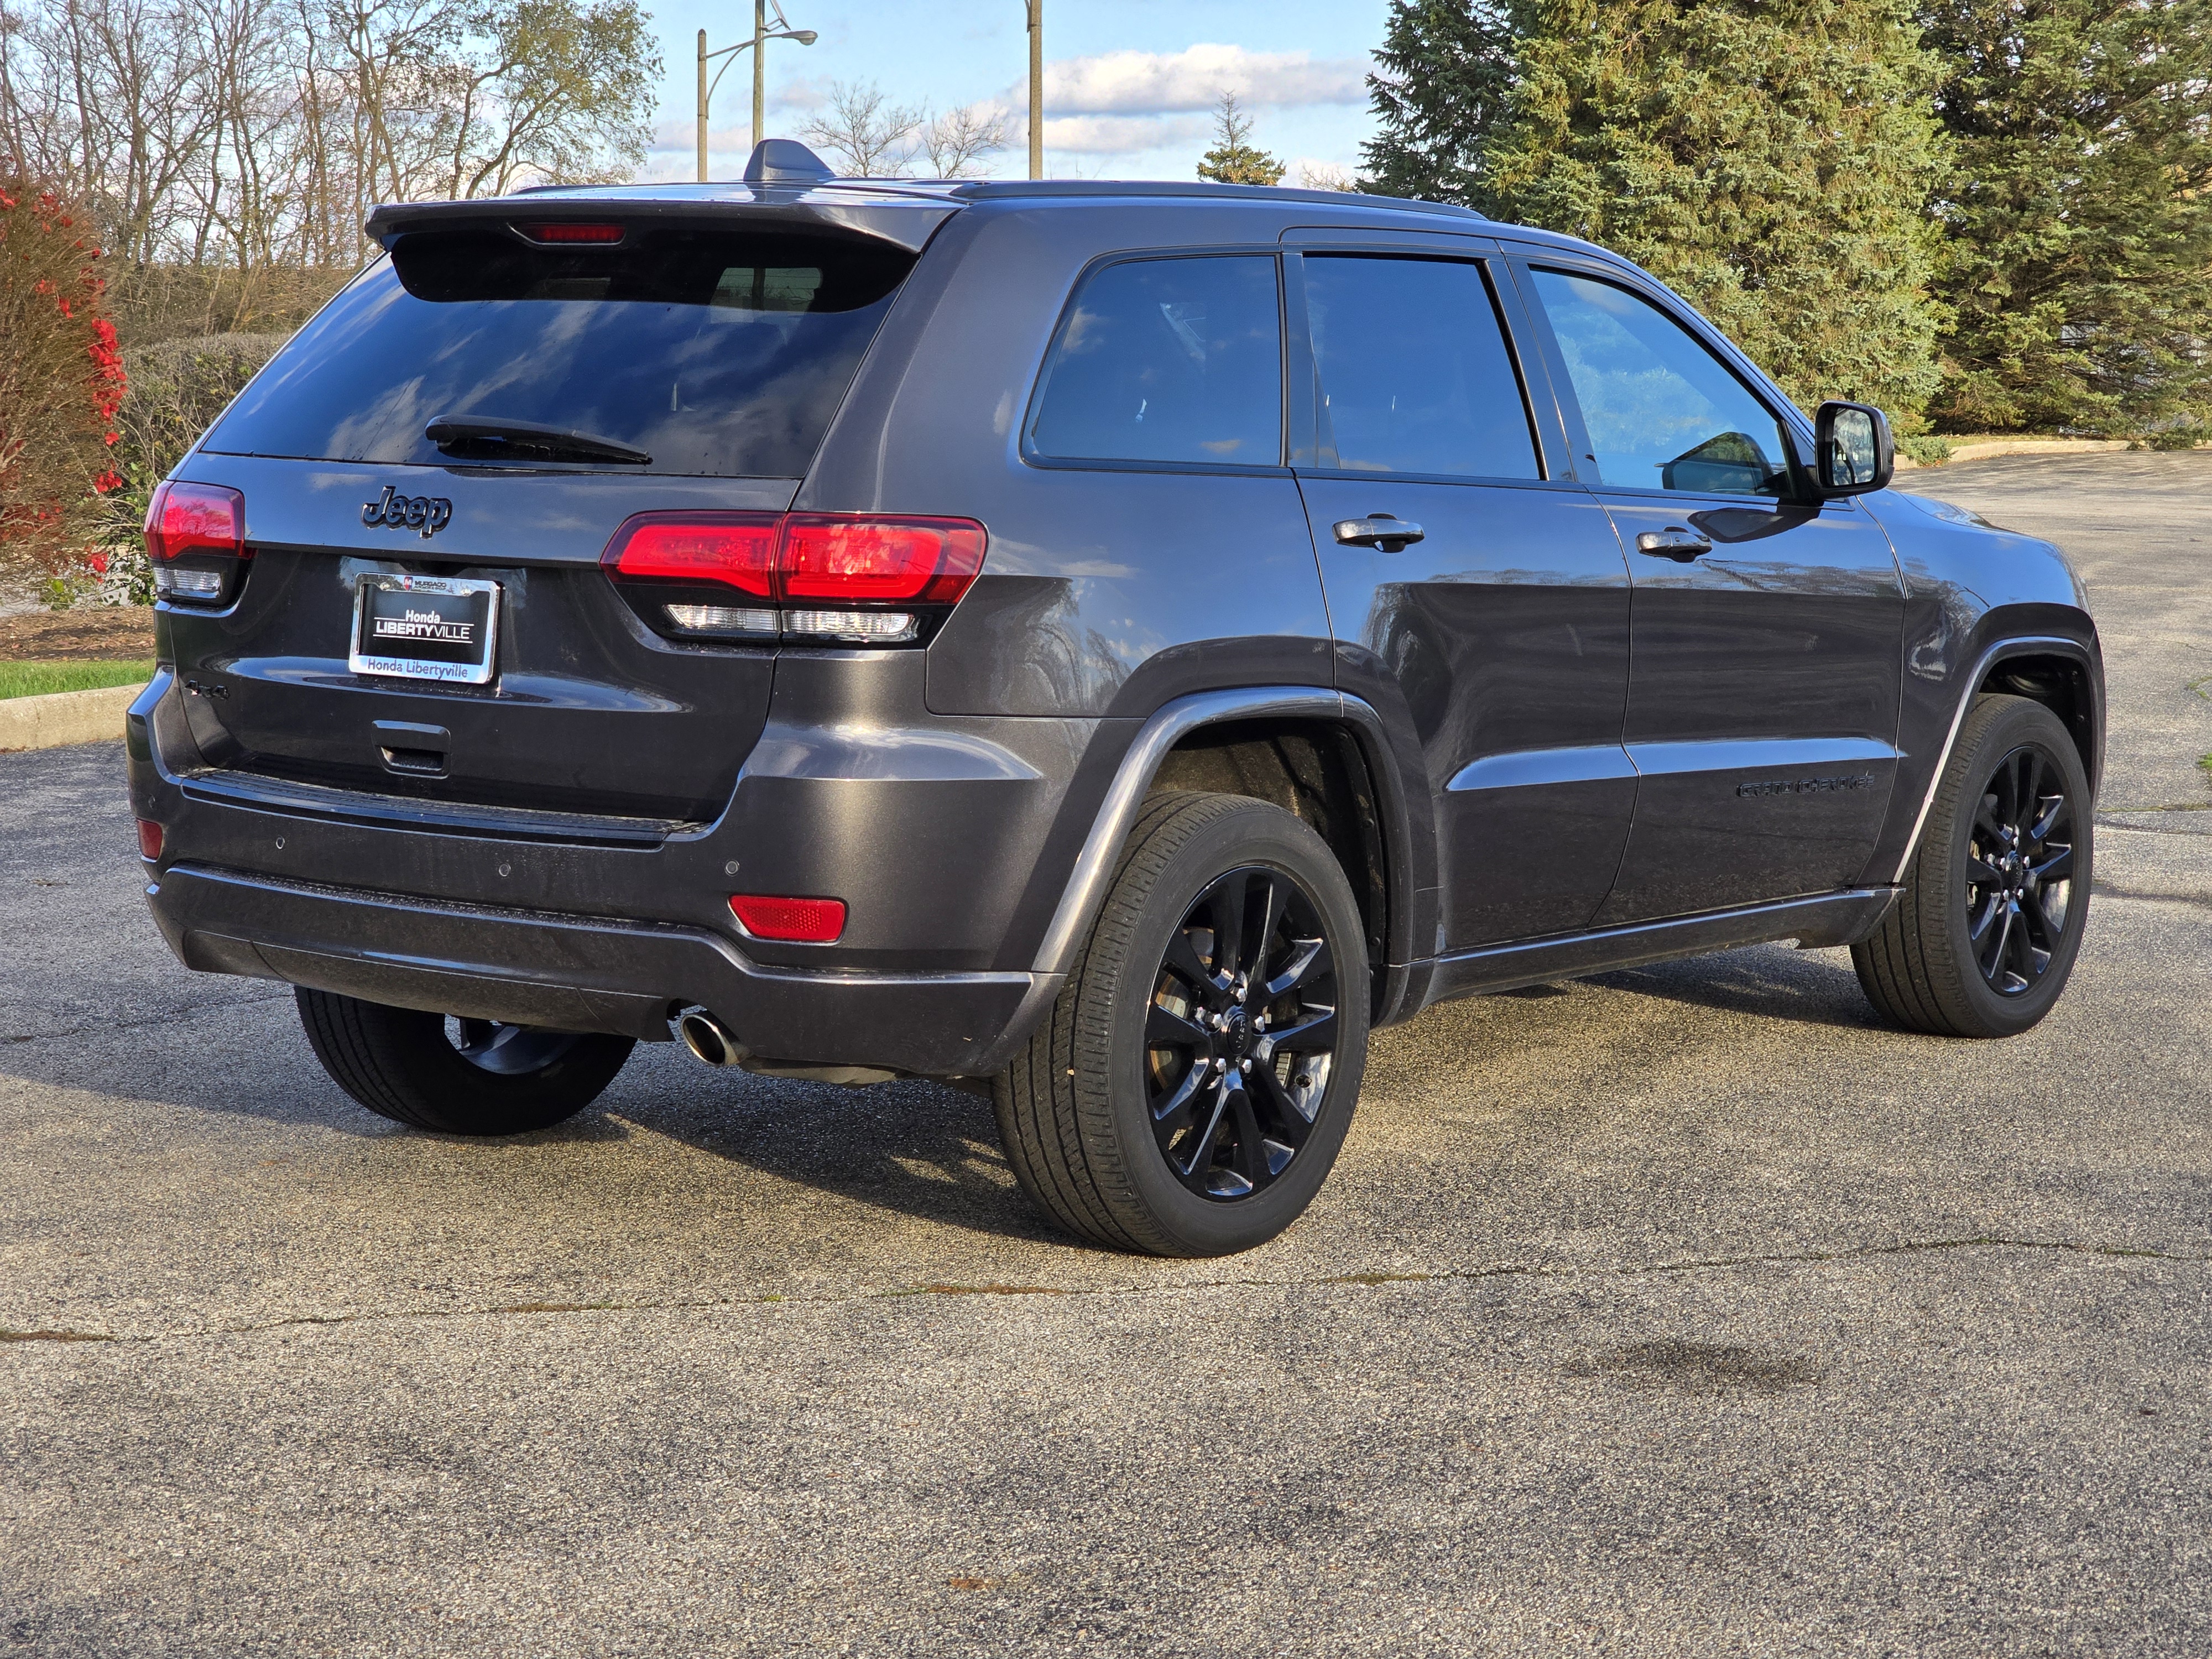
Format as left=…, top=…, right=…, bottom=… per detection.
left=4, top=452, right=2209, bottom=1656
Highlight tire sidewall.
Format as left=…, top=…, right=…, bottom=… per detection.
left=1099, top=802, right=1369, bottom=1255
left=1928, top=697, right=2094, bottom=1036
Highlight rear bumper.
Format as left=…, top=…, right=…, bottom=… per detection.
left=147, top=862, right=1043, bottom=1076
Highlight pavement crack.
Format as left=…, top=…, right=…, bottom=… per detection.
left=5, top=1235, right=2200, bottom=1349
left=3, top=990, right=293, bottom=1045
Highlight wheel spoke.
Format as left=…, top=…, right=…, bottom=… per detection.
left=1146, top=1001, right=1208, bottom=1050
left=1150, top=1059, right=1208, bottom=1133
left=1204, top=871, right=1251, bottom=980
left=1162, top=928, right=1225, bottom=996
left=1966, top=854, right=2003, bottom=887
left=1225, top=1083, right=1267, bottom=1184
left=2030, top=794, right=2067, bottom=844
left=1176, top=1079, right=1230, bottom=1178
left=1974, top=792, right=2006, bottom=843
left=1250, top=1062, right=1316, bottom=1138
left=2020, top=885, right=2066, bottom=951
left=1263, top=935, right=1331, bottom=1001
left=2032, top=842, right=2073, bottom=883
left=1979, top=899, right=2016, bottom=980
left=1243, top=874, right=1283, bottom=995
left=1257, top=1006, right=1337, bottom=1060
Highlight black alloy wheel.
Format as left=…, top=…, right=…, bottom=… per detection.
left=995, top=790, right=1370, bottom=1256
left=296, top=987, right=635, bottom=1134
left=1852, top=693, right=2093, bottom=1039
left=1145, top=866, right=1339, bottom=1200
left=1964, top=743, right=2077, bottom=998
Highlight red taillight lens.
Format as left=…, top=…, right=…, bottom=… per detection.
left=516, top=221, right=625, bottom=244
left=601, top=512, right=988, bottom=646
left=135, top=819, right=164, bottom=861
left=601, top=514, right=780, bottom=597
left=729, top=894, right=847, bottom=942
left=144, top=481, right=245, bottom=561
left=779, top=515, right=987, bottom=604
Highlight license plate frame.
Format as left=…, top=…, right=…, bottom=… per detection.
left=349, top=573, right=502, bottom=686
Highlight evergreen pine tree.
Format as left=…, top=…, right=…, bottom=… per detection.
left=1197, top=93, right=1287, bottom=186
left=1919, top=1, right=2212, bottom=434
left=1359, top=0, right=1516, bottom=204
left=1476, top=0, right=1949, bottom=422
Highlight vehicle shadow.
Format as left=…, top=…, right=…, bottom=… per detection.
left=1580, top=942, right=1890, bottom=1032
left=607, top=1054, right=1064, bottom=1244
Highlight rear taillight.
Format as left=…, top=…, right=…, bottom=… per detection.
left=729, top=894, right=847, bottom=942
left=601, top=512, right=985, bottom=646
left=135, top=819, right=164, bottom=862
left=145, top=481, right=249, bottom=606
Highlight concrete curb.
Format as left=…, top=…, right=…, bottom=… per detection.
left=0, top=682, right=148, bottom=753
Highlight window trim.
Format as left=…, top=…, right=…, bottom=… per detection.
left=1019, top=247, right=1293, bottom=479
left=1286, top=248, right=1560, bottom=488
left=1507, top=256, right=1822, bottom=506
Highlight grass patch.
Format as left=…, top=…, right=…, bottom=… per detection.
left=0, top=659, right=156, bottom=701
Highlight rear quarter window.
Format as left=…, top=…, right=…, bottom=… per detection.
left=1027, top=255, right=1284, bottom=469
left=201, top=228, right=915, bottom=478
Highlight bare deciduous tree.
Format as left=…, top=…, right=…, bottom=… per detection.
left=798, top=80, right=922, bottom=179
left=915, top=101, right=1011, bottom=180
left=0, top=0, right=659, bottom=271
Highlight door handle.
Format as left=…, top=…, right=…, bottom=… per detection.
left=1635, top=526, right=1712, bottom=561
left=1332, top=515, right=1426, bottom=550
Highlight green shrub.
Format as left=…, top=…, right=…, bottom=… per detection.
left=1898, top=434, right=1953, bottom=465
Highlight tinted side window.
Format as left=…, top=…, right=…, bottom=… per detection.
left=203, top=230, right=914, bottom=479
left=1530, top=269, right=1793, bottom=497
left=1305, top=255, right=1539, bottom=479
left=1029, top=256, right=1282, bottom=468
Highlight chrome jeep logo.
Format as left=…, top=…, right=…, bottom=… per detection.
left=361, top=486, right=453, bottom=539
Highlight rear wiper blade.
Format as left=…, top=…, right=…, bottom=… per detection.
left=424, top=415, right=651, bottom=466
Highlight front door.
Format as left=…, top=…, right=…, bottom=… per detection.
left=1515, top=263, right=1906, bottom=924
left=1291, top=249, right=1636, bottom=950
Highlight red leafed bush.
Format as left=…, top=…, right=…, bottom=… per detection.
left=0, top=178, right=126, bottom=578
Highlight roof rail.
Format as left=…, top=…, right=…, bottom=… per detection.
left=944, top=179, right=1484, bottom=218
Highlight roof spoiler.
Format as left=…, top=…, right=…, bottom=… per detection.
left=363, top=147, right=953, bottom=254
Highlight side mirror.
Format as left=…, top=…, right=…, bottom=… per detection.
left=1813, top=400, right=1893, bottom=495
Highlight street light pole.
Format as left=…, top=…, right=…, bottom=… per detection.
left=695, top=7, right=816, bottom=182
left=1027, top=0, right=1042, bottom=180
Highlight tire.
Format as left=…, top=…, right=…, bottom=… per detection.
left=1853, top=693, right=2093, bottom=1038
left=994, top=791, right=1370, bottom=1256
left=295, top=988, right=635, bottom=1134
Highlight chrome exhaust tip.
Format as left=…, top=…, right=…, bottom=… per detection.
left=673, top=1006, right=744, bottom=1067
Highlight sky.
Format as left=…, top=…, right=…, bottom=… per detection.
left=640, top=0, right=1392, bottom=185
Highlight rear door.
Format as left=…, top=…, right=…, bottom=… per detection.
left=1287, top=246, right=1636, bottom=948
left=163, top=220, right=920, bottom=824
left=1510, top=259, right=1906, bottom=922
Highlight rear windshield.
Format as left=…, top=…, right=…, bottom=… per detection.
left=201, top=227, right=915, bottom=478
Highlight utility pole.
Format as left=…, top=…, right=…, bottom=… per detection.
left=752, top=0, right=767, bottom=155
left=697, top=30, right=710, bottom=182
left=1027, top=0, right=1042, bottom=180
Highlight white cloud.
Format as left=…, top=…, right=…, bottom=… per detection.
left=1042, top=44, right=1365, bottom=116
left=1041, top=113, right=1209, bottom=156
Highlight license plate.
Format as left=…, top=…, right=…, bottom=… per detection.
left=350, top=574, right=501, bottom=685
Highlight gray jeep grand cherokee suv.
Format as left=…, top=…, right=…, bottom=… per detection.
left=127, top=141, right=2104, bottom=1256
